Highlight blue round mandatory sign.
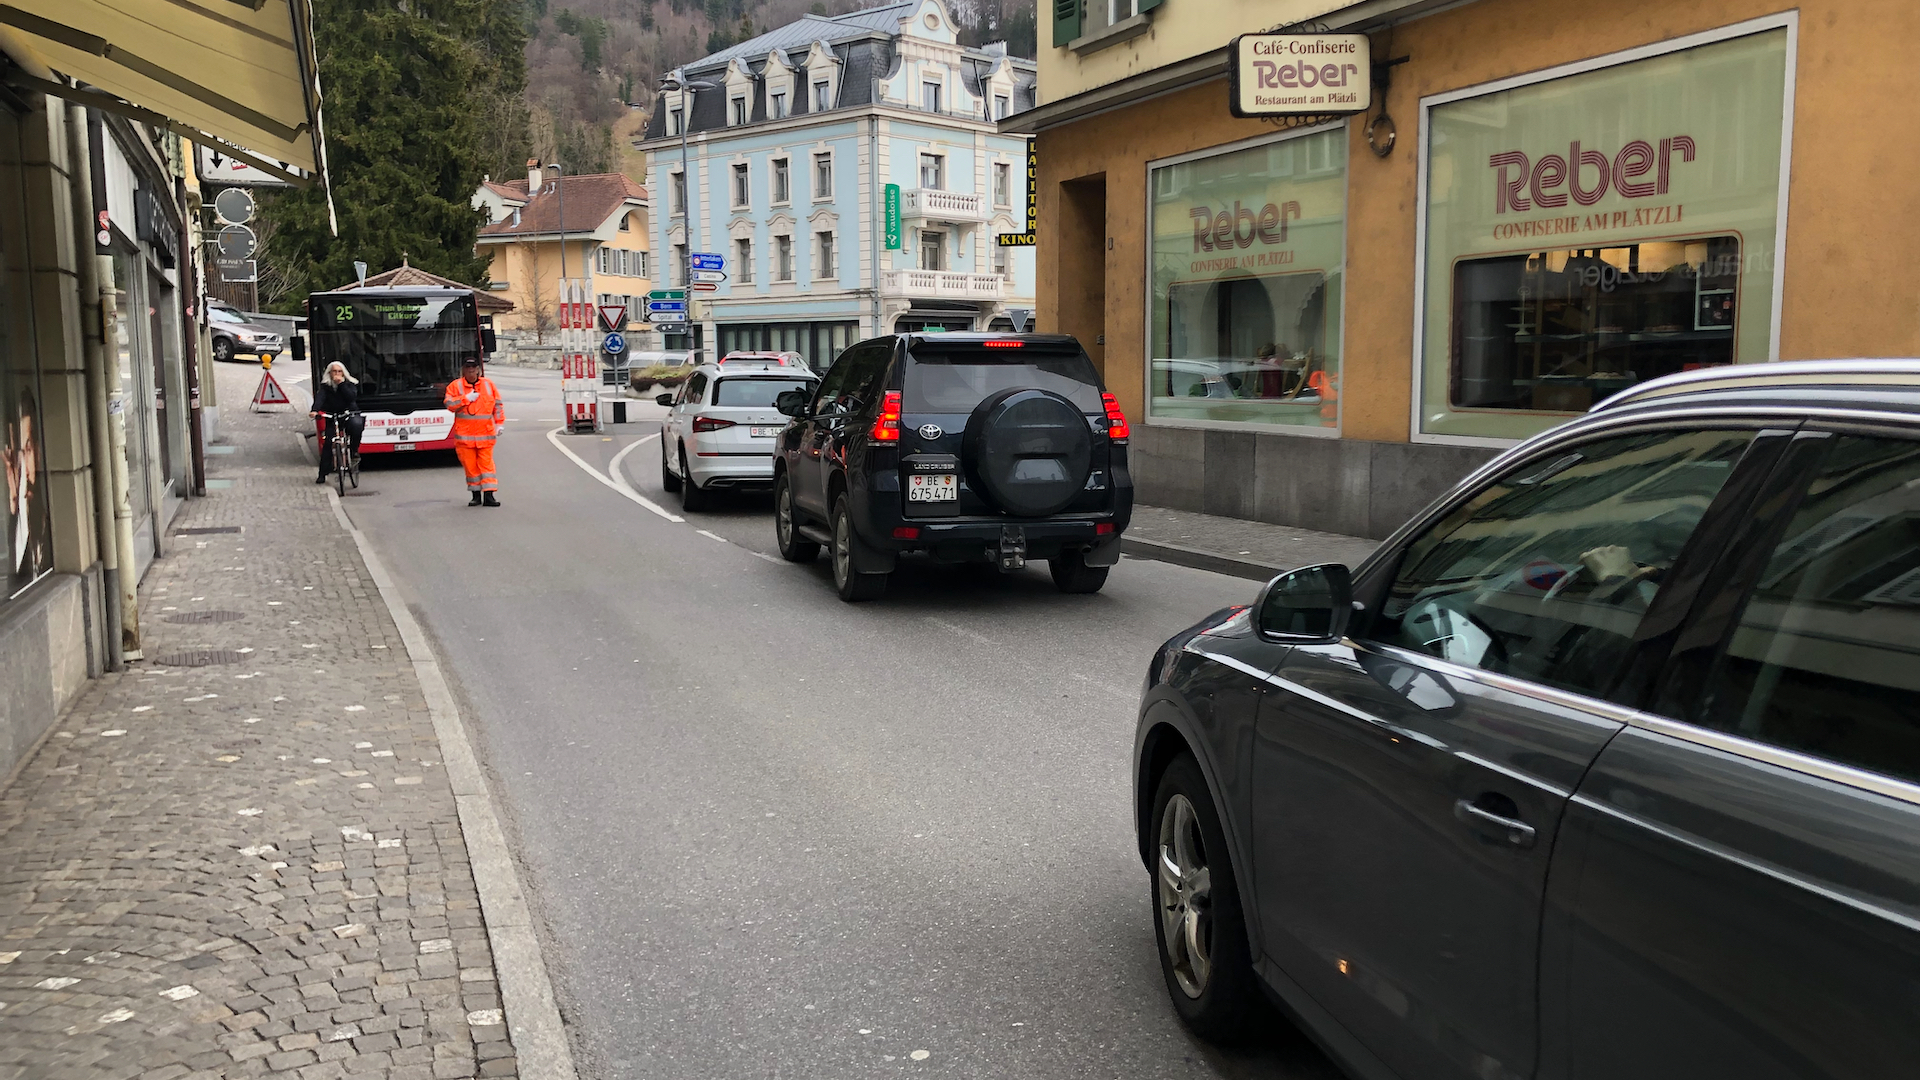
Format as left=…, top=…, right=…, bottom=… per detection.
left=602, top=332, right=627, bottom=355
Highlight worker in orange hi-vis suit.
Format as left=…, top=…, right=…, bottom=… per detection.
left=445, top=357, right=505, bottom=507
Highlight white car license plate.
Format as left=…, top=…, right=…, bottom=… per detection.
left=750, top=426, right=783, bottom=437
left=908, top=474, right=957, bottom=502
left=392, top=443, right=417, bottom=451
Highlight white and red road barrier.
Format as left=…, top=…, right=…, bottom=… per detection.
left=558, top=278, right=600, bottom=433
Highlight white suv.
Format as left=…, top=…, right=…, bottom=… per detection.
left=657, top=354, right=818, bottom=511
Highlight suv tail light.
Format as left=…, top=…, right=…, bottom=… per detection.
left=692, top=416, right=736, bottom=433
left=982, top=340, right=1024, bottom=348
left=1101, top=393, right=1130, bottom=441
left=871, top=390, right=902, bottom=441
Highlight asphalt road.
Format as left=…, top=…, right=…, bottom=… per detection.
left=330, top=366, right=1345, bottom=1080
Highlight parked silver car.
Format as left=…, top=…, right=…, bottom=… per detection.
left=208, top=303, right=284, bottom=362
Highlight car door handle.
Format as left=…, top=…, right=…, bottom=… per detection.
left=1454, top=799, right=1537, bottom=849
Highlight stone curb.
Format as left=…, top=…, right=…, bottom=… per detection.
left=327, top=491, right=580, bottom=1080
left=1120, top=535, right=1282, bottom=583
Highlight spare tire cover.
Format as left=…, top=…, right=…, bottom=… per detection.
left=963, top=388, right=1093, bottom=517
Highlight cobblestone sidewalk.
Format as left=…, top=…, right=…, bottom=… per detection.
left=0, top=392, right=520, bottom=1080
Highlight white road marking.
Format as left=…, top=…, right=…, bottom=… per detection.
left=748, top=550, right=783, bottom=564
left=606, top=433, right=661, bottom=506
left=923, top=616, right=1001, bottom=648
left=696, top=530, right=729, bottom=543
left=544, top=426, right=684, bottom=523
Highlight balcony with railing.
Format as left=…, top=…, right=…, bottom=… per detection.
left=880, top=269, right=1005, bottom=300
left=900, top=188, right=986, bottom=223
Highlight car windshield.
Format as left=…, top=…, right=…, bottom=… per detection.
left=713, top=377, right=814, bottom=407
left=904, top=345, right=1104, bottom=413
left=209, top=308, right=246, bottom=325
left=308, top=293, right=477, bottom=398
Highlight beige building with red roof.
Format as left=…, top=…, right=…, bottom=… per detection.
left=474, top=161, right=652, bottom=340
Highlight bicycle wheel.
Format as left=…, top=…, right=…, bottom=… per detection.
left=333, top=440, right=346, bottom=496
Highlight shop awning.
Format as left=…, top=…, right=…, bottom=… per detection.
left=0, top=0, right=328, bottom=187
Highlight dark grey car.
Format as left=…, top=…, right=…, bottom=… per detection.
left=208, top=303, right=284, bottom=362
left=1134, top=360, right=1920, bottom=1080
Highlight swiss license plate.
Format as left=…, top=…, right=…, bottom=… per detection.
left=749, top=426, right=783, bottom=437
left=908, top=473, right=957, bottom=502
left=392, top=443, right=418, bottom=451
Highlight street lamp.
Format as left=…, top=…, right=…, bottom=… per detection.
left=658, top=74, right=717, bottom=349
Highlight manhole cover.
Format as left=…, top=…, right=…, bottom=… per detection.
left=151, top=649, right=246, bottom=667
left=175, top=526, right=241, bottom=535
left=162, top=610, right=246, bottom=624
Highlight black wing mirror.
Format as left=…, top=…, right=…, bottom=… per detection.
left=775, top=390, right=811, bottom=417
left=481, top=327, right=497, bottom=354
left=1254, top=563, right=1354, bottom=643
left=655, top=393, right=676, bottom=406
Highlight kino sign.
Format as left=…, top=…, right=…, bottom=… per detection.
left=1230, top=34, right=1371, bottom=117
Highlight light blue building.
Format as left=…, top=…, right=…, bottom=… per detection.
left=638, top=0, right=1037, bottom=368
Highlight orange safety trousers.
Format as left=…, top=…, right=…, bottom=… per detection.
left=455, top=442, right=496, bottom=491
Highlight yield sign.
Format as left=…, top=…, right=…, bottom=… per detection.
left=598, top=304, right=629, bottom=331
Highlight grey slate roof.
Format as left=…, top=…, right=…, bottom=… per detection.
left=640, top=1, right=1035, bottom=142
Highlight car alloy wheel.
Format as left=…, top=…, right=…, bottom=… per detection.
left=1157, top=793, right=1214, bottom=998
left=774, top=475, right=819, bottom=562
left=213, top=337, right=234, bottom=363
left=832, top=503, right=852, bottom=588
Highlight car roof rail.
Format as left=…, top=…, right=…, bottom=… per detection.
left=1591, top=358, right=1920, bottom=413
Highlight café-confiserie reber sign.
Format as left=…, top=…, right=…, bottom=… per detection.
left=1230, top=34, right=1371, bottom=117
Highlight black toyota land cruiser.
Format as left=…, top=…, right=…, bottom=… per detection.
left=770, top=333, right=1133, bottom=601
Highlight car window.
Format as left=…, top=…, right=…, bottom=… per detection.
left=682, top=373, right=707, bottom=405
left=904, top=346, right=1104, bottom=412
left=209, top=308, right=245, bottom=325
left=811, top=352, right=853, bottom=414
left=712, top=377, right=815, bottom=408
left=840, top=340, right=894, bottom=410
left=1374, top=428, right=1755, bottom=699
left=1670, top=435, right=1920, bottom=784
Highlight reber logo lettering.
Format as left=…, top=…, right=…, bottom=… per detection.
left=1191, top=200, right=1300, bottom=252
left=1488, top=136, right=1697, bottom=213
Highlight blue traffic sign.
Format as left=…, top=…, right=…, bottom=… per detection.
left=690, top=252, right=725, bottom=272
left=602, top=332, right=627, bottom=355
left=647, top=299, right=687, bottom=314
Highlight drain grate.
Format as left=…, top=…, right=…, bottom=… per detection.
left=151, top=649, right=247, bottom=667
left=175, top=526, right=241, bottom=535
left=162, top=610, right=246, bottom=624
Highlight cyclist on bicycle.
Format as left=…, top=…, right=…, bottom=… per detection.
left=310, top=361, right=363, bottom=484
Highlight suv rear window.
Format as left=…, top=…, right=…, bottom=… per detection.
left=713, top=376, right=815, bottom=407
left=904, top=345, right=1103, bottom=413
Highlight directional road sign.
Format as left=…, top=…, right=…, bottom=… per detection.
left=653, top=322, right=687, bottom=335
left=691, top=269, right=726, bottom=283
left=693, top=282, right=719, bottom=292
left=602, top=332, right=627, bottom=355
left=648, top=299, right=688, bottom=315
left=690, top=252, right=725, bottom=272
left=647, top=288, right=686, bottom=300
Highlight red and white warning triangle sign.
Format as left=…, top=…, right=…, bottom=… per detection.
left=251, top=369, right=290, bottom=409
left=599, top=304, right=629, bottom=331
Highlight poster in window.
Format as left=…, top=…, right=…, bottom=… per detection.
left=1419, top=28, right=1789, bottom=441
left=1148, top=127, right=1347, bottom=430
left=4, top=385, right=51, bottom=593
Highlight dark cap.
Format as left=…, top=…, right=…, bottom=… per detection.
left=461, top=357, right=481, bottom=367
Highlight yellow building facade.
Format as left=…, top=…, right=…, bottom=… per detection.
left=1009, top=0, right=1920, bottom=537
left=475, top=164, right=654, bottom=339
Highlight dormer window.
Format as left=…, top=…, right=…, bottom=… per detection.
left=770, top=92, right=787, bottom=119
left=670, top=107, right=684, bottom=135
left=922, top=81, right=942, bottom=113
left=730, top=97, right=748, bottom=125
left=994, top=95, right=1010, bottom=120
left=813, top=81, right=830, bottom=110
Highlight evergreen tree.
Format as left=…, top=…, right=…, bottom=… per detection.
left=260, top=0, right=530, bottom=309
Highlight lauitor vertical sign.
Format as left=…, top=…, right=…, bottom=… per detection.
left=997, top=139, right=1037, bottom=248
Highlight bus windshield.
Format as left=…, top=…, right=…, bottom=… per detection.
left=309, top=293, right=479, bottom=400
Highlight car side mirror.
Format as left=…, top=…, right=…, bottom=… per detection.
left=1255, top=563, right=1354, bottom=643
left=481, top=327, right=497, bottom=354
left=775, top=390, right=811, bottom=417
left=655, top=393, right=675, bottom=406
left=291, top=337, right=305, bottom=367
